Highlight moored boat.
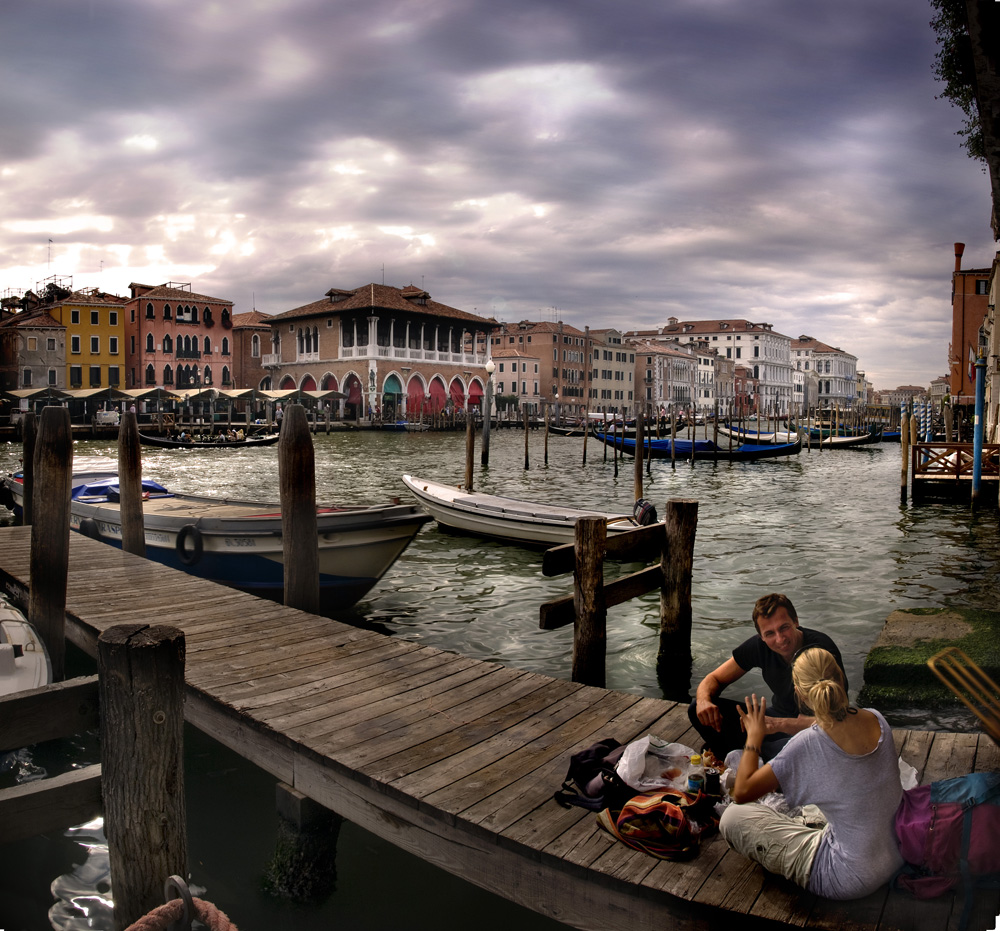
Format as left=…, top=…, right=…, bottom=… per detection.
left=138, top=432, right=280, bottom=449
left=716, top=424, right=799, bottom=445
left=401, top=474, right=654, bottom=546
left=594, top=433, right=802, bottom=462
left=2, top=469, right=430, bottom=614
left=0, top=594, right=52, bottom=696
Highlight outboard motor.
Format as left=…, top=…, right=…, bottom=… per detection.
left=633, top=498, right=658, bottom=526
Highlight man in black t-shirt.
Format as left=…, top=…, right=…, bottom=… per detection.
left=687, top=593, right=847, bottom=761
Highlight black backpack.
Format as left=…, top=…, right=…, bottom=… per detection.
left=553, top=738, right=637, bottom=812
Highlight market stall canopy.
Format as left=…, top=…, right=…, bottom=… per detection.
left=261, top=388, right=347, bottom=402
left=121, top=387, right=183, bottom=402
left=63, top=387, right=134, bottom=403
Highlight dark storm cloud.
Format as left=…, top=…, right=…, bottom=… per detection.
left=0, top=0, right=994, bottom=387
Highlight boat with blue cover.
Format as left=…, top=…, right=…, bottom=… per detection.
left=594, top=433, right=802, bottom=461
left=1, top=462, right=429, bottom=614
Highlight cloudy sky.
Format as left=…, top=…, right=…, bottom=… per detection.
left=1, top=0, right=995, bottom=388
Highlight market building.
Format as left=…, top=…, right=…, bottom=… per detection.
left=264, top=283, right=496, bottom=421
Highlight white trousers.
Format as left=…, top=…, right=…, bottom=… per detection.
left=718, top=802, right=828, bottom=889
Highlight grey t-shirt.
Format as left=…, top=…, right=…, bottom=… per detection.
left=769, top=709, right=904, bottom=899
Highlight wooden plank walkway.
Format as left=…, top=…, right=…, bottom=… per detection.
left=1, top=524, right=997, bottom=931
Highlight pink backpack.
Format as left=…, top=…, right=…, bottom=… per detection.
left=894, top=771, right=1000, bottom=930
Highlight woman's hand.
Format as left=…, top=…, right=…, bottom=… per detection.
left=737, top=694, right=768, bottom=747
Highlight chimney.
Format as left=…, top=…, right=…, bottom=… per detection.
left=954, top=242, right=965, bottom=273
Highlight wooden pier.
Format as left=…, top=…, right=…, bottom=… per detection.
left=910, top=441, right=1000, bottom=503
left=1, top=526, right=997, bottom=931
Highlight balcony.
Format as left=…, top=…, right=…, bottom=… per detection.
left=262, top=353, right=281, bottom=366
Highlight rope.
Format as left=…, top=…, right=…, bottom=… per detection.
left=122, top=896, right=238, bottom=931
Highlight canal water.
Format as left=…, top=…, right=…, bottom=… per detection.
left=1, top=428, right=997, bottom=929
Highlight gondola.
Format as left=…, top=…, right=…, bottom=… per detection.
left=138, top=432, right=280, bottom=449
left=594, top=433, right=802, bottom=462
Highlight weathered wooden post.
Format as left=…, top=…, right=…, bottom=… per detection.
left=118, top=412, right=145, bottom=557
left=264, top=783, right=343, bottom=902
left=582, top=408, right=589, bottom=466
left=99, top=624, right=187, bottom=931
left=29, top=406, right=72, bottom=682
left=523, top=406, right=530, bottom=470
left=464, top=406, right=475, bottom=491
left=544, top=403, right=549, bottom=465
left=657, top=498, right=698, bottom=701
left=572, top=517, right=607, bottom=688
left=21, top=411, right=36, bottom=526
left=279, top=404, right=320, bottom=614
left=634, top=408, right=644, bottom=501
left=900, top=411, right=910, bottom=504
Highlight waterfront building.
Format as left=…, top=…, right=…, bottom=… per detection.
left=624, top=318, right=793, bottom=413
left=488, top=346, right=541, bottom=416
left=929, top=375, right=950, bottom=412
left=489, top=320, right=592, bottom=421
left=631, top=339, right=697, bottom=414
left=0, top=311, right=65, bottom=390
left=789, top=335, right=858, bottom=410
left=588, top=328, right=636, bottom=415
left=734, top=364, right=758, bottom=414
left=949, top=242, right=991, bottom=404
left=265, top=283, right=495, bottom=421
left=878, top=385, right=927, bottom=409
left=230, top=310, right=273, bottom=390
left=125, top=282, right=234, bottom=390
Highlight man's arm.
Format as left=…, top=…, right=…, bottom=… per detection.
left=694, top=657, right=746, bottom=731
left=762, top=713, right=814, bottom=736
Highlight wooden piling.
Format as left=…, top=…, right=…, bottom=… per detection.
left=524, top=407, right=530, bottom=470
left=900, top=412, right=910, bottom=504
left=572, top=517, right=607, bottom=688
left=98, top=624, right=187, bottom=931
left=634, top=408, right=644, bottom=501
left=582, top=408, right=589, bottom=466
left=29, top=406, right=72, bottom=682
left=278, top=404, right=320, bottom=614
left=117, top=412, right=146, bottom=557
left=464, top=408, right=475, bottom=491
left=656, top=498, right=698, bottom=700
left=21, top=411, right=36, bottom=526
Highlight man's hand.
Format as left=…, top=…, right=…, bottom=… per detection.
left=695, top=697, right=723, bottom=731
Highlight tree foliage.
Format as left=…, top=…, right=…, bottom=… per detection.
left=930, top=0, right=986, bottom=161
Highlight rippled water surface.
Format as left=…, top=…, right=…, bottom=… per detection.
left=1, top=427, right=997, bottom=929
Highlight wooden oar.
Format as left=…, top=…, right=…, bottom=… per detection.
left=927, top=646, right=1000, bottom=746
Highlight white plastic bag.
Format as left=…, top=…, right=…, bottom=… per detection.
left=615, top=735, right=696, bottom=793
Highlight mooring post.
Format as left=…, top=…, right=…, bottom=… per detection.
left=656, top=498, right=698, bottom=700
left=28, top=406, right=72, bottom=682
left=264, top=783, right=343, bottom=902
left=899, top=411, right=910, bottom=504
left=279, top=404, right=320, bottom=614
left=523, top=407, right=530, bottom=470
left=118, top=412, right=146, bottom=557
left=572, top=516, right=607, bottom=688
left=21, top=411, right=37, bottom=526
left=634, top=407, right=644, bottom=501
left=464, top=407, right=475, bottom=491
left=99, top=624, right=187, bottom=931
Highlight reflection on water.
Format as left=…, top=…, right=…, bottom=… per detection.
left=0, top=430, right=997, bottom=929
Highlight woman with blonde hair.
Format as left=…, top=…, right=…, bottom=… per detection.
left=718, top=647, right=904, bottom=900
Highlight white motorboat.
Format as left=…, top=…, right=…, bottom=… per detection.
left=2, top=464, right=430, bottom=614
left=0, top=595, right=52, bottom=696
left=401, top=474, right=651, bottom=547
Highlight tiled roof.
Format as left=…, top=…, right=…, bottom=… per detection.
left=0, top=311, right=64, bottom=329
left=498, top=320, right=588, bottom=338
left=232, top=310, right=273, bottom=328
left=61, top=290, right=128, bottom=306
left=269, top=283, right=496, bottom=327
left=490, top=346, right=539, bottom=359
left=628, top=319, right=791, bottom=339
left=128, top=283, right=232, bottom=305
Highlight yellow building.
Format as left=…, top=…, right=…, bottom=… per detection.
left=46, top=288, right=129, bottom=388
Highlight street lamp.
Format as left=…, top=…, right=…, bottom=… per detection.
left=482, top=359, right=495, bottom=466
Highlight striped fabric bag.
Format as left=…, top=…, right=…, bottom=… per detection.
left=596, top=789, right=717, bottom=861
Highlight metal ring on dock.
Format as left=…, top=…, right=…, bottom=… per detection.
left=163, top=875, right=193, bottom=931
